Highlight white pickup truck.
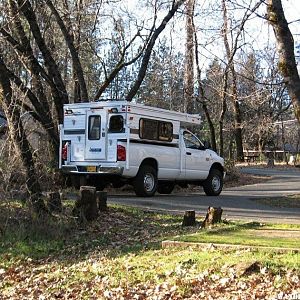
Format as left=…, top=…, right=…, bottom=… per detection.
left=59, top=101, right=225, bottom=196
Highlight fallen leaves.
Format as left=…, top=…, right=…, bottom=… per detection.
left=1, top=205, right=299, bottom=299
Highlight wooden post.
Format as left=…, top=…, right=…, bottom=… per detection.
left=73, top=186, right=98, bottom=221
left=96, top=191, right=108, bottom=212
left=47, top=192, right=62, bottom=212
left=182, top=210, right=196, bottom=226
left=201, top=206, right=223, bottom=228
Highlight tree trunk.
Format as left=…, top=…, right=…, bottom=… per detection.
left=219, top=71, right=229, bottom=158
left=183, top=0, right=195, bottom=113
left=231, top=71, right=244, bottom=162
left=222, top=0, right=244, bottom=162
left=201, top=207, right=223, bottom=228
left=267, top=0, right=300, bottom=123
left=0, top=59, right=47, bottom=214
left=193, top=13, right=217, bottom=151
left=17, top=0, right=68, bottom=122
left=73, top=186, right=98, bottom=221
left=45, top=0, right=88, bottom=102
left=182, top=210, right=196, bottom=226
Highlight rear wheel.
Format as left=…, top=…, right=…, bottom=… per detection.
left=203, top=169, right=223, bottom=196
left=157, top=182, right=175, bottom=194
left=133, top=165, right=157, bottom=197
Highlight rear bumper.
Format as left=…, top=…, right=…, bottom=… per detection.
left=61, top=165, right=124, bottom=175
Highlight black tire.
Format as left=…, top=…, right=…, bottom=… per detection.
left=203, top=169, right=223, bottom=196
left=157, top=182, right=175, bottom=194
left=133, top=165, right=158, bottom=197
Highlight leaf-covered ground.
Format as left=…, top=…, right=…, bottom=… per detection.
left=0, top=201, right=299, bottom=299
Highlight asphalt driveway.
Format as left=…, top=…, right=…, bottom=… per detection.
left=109, top=167, right=300, bottom=224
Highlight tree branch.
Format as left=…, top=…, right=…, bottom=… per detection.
left=17, top=0, right=68, bottom=122
left=45, top=0, right=89, bottom=102
left=126, top=0, right=186, bottom=101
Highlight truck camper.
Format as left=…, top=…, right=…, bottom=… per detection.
left=59, top=101, right=225, bottom=196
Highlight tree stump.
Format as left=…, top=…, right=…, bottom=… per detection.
left=73, top=186, right=98, bottom=221
left=96, top=191, right=108, bottom=212
left=47, top=192, right=62, bottom=212
left=201, top=207, right=223, bottom=228
left=182, top=210, right=196, bottom=226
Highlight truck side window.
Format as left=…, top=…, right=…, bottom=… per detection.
left=183, top=131, right=201, bottom=149
left=109, top=115, right=124, bottom=133
left=88, top=115, right=101, bottom=140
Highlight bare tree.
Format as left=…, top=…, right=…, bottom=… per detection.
left=267, top=0, right=300, bottom=123
left=45, top=0, right=89, bottom=102
left=183, top=0, right=195, bottom=113
left=126, top=0, right=186, bottom=101
left=0, top=55, right=47, bottom=214
left=192, top=12, right=217, bottom=151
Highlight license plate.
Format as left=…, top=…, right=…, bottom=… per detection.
left=87, top=166, right=96, bottom=172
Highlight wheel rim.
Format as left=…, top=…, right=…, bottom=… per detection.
left=144, top=173, right=155, bottom=192
left=212, top=175, right=221, bottom=192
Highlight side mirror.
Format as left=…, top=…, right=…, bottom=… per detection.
left=203, top=140, right=211, bottom=149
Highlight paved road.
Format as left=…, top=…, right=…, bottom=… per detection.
left=109, top=167, right=300, bottom=224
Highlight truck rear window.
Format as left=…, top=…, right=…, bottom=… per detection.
left=139, top=118, right=173, bottom=142
left=88, top=115, right=101, bottom=140
left=109, top=115, right=124, bottom=133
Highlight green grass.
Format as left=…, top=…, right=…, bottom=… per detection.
left=1, top=200, right=300, bottom=299
left=174, top=221, right=300, bottom=249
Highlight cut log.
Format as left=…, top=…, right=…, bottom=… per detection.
left=201, top=206, right=223, bottom=228
left=182, top=210, right=196, bottom=226
left=47, top=192, right=62, bottom=212
left=96, top=191, right=108, bottom=212
left=73, top=186, right=98, bottom=221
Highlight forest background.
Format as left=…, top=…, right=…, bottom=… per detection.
left=0, top=0, right=299, bottom=212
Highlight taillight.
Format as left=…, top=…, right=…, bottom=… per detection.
left=62, top=142, right=68, bottom=160
left=117, top=145, right=126, bottom=161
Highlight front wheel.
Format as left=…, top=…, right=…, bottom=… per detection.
left=133, top=165, right=158, bottom=197
left=203, top=169, right=223, bottom=196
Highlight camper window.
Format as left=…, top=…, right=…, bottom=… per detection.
left=88, top=115, right=101, bottom=140
left=109, top=115, right=124, bottom=133
left=158, top=122, right=173, bottom=141
left=140, top=119, right=158, bottom=140
left=139, top=118, right=173, bottom=142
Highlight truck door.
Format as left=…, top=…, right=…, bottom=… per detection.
left=182, top=130, right=210, bottom=180
left=85, top=110, right=107, bottom=160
